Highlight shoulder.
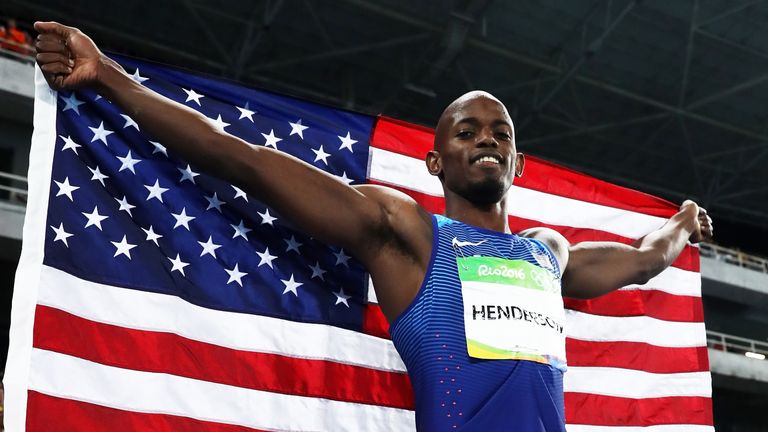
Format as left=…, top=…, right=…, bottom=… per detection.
left=353, top=184, right=433, bottom=256
left=518, top=227, right=570, bottom=270
left=353, top=184, right=431, bottom=224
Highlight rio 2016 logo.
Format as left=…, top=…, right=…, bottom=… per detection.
left=477, top=264, right=526, bottom=280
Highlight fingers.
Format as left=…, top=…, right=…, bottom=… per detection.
left=42, top=70, right=67, bottom=91
left=697, top=208, right=713, bottom=239
left=39, top=62, right=72, bottom=75
left=34, top=31, right=73, bottom=91
left=35, top=34, right=69, bottom=55
left=33, top=21, right=73, bottom=39
left=36, top=52, right=73, bottom=66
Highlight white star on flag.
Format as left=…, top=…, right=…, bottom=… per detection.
left=312, top=145, right=331, bottom=164
left=337, top=171, right=353, bottom=185
left=258, top=209, right=277, bottom=226
left=50, top=223, right=73, bottom=247
left=111, top=235, right=137, bottom=259
left=333, top=288, right=352, bottom=307
left=54, top=177, right=79, bottom=201
left=145, top=180, right=169, bottom=202
left=168, top=254, right=190, bottom=276
left=261, top=129, right=282, bottom=148
left=150, top=141, right=168, bottom=156
left=82, top=206, right=108, bottom=231
left=309, top=261, right=326, bottom=280
left=142, top=225, right=163, bottom=246
left=256, top=247, right=277, bottom=268
left=178, top=164, right=200, bottom=184
left=115, top=196, right=136, bottom=217
left=237, top=103, right=256, bottom=122
left=209, top=114, right=230, bottom=132
left=225, top=264, right=248, bottom=287
left=60, top=135, right=81, bottom=154
left=284, top=235, right=302, bottom=253
left=117, top=150, right=142, bottom=174
left=281, top=274, right=303, bottom=296
left=230, top=220, right=252, bottom=240
left=89, top=121, right=114, bottom=145
left=171, top=207, right=196, bottom=230
left=60, top=93, right=85, bottom=115
left=183, top=88, right=204, bottom=105
left=232, top=186, right=249, bottom=202
left=130, top=68, right=149, bottom=83
left=289, top=119, right=308, bottom=139
left=205, top=193, right=225, bottom=212
left=338, top=132, right=357, bottom=152
left=198, top=236, right=222, bottom=258
left=120, top=114, right=139, bottom=130
left=88, top=165, right=109, bottom=186
left=333, top=249, right=351, bottom=267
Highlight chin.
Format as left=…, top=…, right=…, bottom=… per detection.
left=465, top=177, right=507, bottom=206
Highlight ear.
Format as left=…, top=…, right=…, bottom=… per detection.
left=426, top=150, right=442, bottom=177
left=514, top=153, right=525, bottom=177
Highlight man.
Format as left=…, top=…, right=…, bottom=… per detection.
left=1, top=19, right=33, bottom=55
left=33, top=21, right=712, bottom=431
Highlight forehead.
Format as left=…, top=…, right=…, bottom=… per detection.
left=447, top=96, right=512, bottom=127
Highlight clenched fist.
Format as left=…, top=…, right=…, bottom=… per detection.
left=680, top=200, right=713, bottom=244
left=33, top=21, right=113, bottom=91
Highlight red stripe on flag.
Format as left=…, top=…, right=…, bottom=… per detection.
left=363, top=303, right=391, bottom=339
left=564, top=392, right=714, bottom=426
left=371, top=116, right=679, bottom=218
left=566, top=339, right=710, bottom=373
left=507, top=215, right=700, bottom=272
left=370, top=181, right=699, bottom=272
left=27, top=390, right=265, bottom=432
left=564, top=291, right=704, bottom=322
left=33, top=305, right=415, bottom=410
left=370, top=116, right=434, bottom=161
left=362, top=301, right=710, bottom=373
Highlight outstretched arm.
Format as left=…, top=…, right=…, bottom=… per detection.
left=561, top=200, right=712, bottom=299
left=32, top=21, right=431, bottom=271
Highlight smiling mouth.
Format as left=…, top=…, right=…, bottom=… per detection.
left=472, top=155, right=503, bottom=165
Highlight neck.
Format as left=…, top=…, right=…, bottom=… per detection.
left=444, top=191, right=510, bottom=233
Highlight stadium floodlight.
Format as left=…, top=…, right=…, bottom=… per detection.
left=744, top=351, right=766, bottom=360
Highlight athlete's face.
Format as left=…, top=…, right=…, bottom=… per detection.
left=427, top=94, right=524, bottom=206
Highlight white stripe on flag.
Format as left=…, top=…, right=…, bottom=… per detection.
left=566, top=310, right=707, bottom=347
left=4, top=67, right=60, bottom=432
left=565, top=366, right=712, bottom=398
left=566, top=425, right=715, bottom=432
left=37, top=265, right=407, bottom=372
left=29, top=348, right=415, bottom=432
left=368, top=147, right=669, bottom=239
left=620, top=265, right=701, bottom=297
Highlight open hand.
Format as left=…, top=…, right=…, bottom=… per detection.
left=33, top=21, right=104, bottom=91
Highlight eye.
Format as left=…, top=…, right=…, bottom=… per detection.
left=456, top=130, right=474, bottom=139
left=495, top=131, right=512, bottom=141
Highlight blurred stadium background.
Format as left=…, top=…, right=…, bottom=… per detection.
left=1, top=0, right=768, bottom=430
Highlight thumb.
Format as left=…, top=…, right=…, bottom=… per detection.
left=33, top=21, right=73, bottom=38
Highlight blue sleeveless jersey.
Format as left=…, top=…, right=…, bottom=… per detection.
left=389, top=215, right=567, bottom=431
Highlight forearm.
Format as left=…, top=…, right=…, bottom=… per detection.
left=634, top=205, right=698, bottom=278
left=93, top=57, right=244, bottom=184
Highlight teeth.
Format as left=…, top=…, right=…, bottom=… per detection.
left=476, top=156, right=499, bottom=164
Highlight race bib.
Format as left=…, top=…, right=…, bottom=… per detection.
left=458, top=256, right=567, bottom=370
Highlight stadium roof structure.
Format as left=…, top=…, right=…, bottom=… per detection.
left=5, top=0, right=768, bottom=228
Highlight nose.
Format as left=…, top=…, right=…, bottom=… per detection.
left=476, top=128, right=498, bottom=148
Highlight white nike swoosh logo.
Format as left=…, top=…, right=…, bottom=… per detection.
left=451, top=237, right=487, bottom=248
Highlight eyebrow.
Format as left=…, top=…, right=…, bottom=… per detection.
left=455, top=117, right=512, bottom=129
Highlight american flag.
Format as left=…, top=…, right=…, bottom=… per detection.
left=6, top=55, right=713, bottom=431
